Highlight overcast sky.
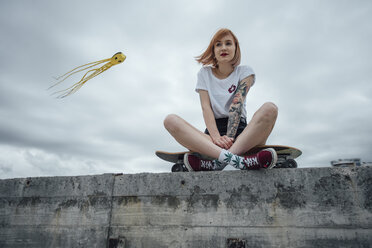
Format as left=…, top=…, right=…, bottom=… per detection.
left=0, top=0, right=371, bottom=179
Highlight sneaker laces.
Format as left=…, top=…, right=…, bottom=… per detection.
left=242, top=156, right=259, bottom=169
left=200, top=159, right=214, bottom=169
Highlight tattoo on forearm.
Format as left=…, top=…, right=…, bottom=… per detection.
left=226, top=80, right=250, bottom=138
left=227, top=104, right=242, bottom=138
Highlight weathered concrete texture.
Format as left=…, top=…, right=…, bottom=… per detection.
left=0, top=174, right=114, bottom=248
left=0, top=167, right=371, bottom=248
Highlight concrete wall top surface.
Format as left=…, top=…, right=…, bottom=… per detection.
left=0, top=166, right=371, bottom=248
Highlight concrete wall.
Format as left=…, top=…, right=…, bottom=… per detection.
left=0, top=166, right=371, bottom=248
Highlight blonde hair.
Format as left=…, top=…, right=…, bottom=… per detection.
left=196, top=28, right=241, bottom=67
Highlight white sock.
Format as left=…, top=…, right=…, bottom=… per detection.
left=218, top=149, right=245, bottom=169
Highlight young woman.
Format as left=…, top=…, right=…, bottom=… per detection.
left=164, top=28, right=278, bottom=171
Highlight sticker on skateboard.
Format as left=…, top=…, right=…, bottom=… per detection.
left=156, top=145, right=302, bottom=172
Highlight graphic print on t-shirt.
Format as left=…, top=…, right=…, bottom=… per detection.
left=228, top=84, right=236, bottom=93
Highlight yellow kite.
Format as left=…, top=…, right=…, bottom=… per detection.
left=49, top=52, right=126, bottom=98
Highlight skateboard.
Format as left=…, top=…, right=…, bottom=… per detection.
left=156, top=145, right=302, bottom=172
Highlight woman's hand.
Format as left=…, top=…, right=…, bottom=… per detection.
left=212, top=135, right=234, bottom=149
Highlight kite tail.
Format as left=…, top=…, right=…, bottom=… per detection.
left=51, top=64, right=110, bottom=98
left=48, top=58, right=110, bottom=90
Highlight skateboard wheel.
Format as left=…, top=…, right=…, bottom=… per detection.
left=172, top=163, right=187, bottom=172
left=284, top=159, right=297, bottom=168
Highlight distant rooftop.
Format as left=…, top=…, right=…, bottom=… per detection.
left=331, top=158, right=372, bottom=167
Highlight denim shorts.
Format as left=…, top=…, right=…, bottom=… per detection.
left=204, top=117, right=247, bottom=139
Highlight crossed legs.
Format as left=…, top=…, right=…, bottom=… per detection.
left=164, top=102, right=278, bottom=160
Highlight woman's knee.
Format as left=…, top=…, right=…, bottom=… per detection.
left=262, top=102, right=278, bottom=117
left=164, top=114, right=181, bottom=132
left=256, top=102, right=278, bottom=122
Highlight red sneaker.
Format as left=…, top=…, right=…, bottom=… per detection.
left=242, top=148, right=278, bottom=170
left=184, top=153, right=215, bottom=171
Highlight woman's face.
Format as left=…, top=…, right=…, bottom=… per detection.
left=214, top=34, right=236, bottom=65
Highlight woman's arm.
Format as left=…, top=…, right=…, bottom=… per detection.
left=199, top=90, right=220, bottom=140
left=226, top=75, right=254, bottom=138
left=199, top=90, right=233, bottom=149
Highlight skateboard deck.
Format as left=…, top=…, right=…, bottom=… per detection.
left=156, top=145, right=302, bottom=172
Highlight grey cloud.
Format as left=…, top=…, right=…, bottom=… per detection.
left=1, top=0, right=371, bottom=179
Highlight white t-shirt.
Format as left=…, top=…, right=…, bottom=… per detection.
left=195, top=65, right=255, bottom=119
